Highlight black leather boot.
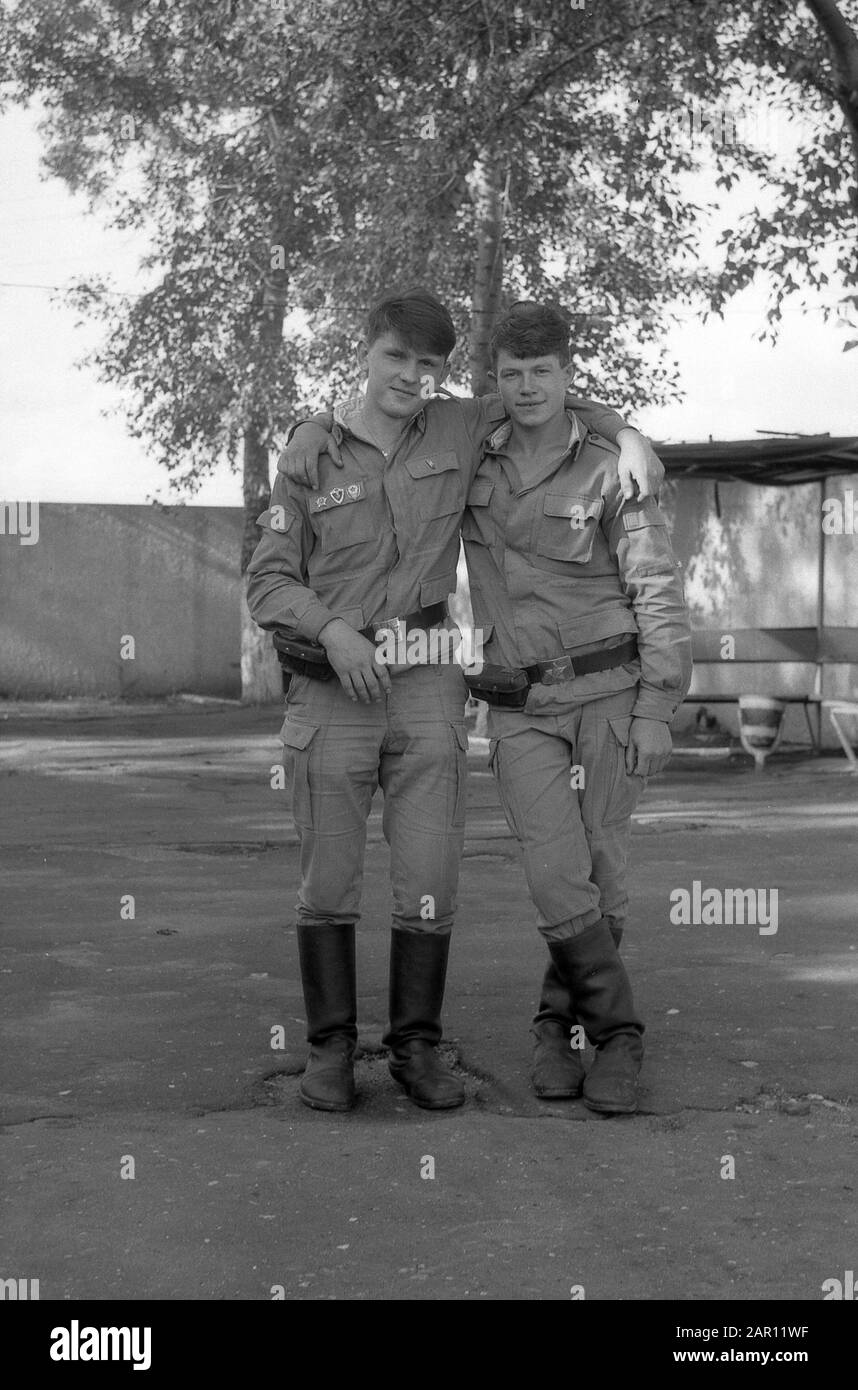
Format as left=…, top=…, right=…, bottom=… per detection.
left=383, top=929, right=465, bottom=1110
left=530, top=922, right=624, bottom=1099
left=296, top=922, right=357, bottom=1112
left=531, top=960, right=586, bottom=1098
left=547, top=919, right=644, bottom=1115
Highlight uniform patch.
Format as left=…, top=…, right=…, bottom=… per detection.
left=309, top=480, right=366, bottom=512
left=623, top=506, right=665, bottom=531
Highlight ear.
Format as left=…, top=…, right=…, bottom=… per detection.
left=437, top=360, right=451, bottom=387
left=355, top=338, right=369, bottom=373
left=562, top=360, right=574, bottom=387
left=487, top=367, right=497, bottom=384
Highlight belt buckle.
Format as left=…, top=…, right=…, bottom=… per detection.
left=540, top=656, right=575, bottom=685
left=376, top=616, right=406, bottom=644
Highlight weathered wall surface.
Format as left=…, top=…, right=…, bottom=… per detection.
left=660, top=473, right=856, bottom=743
left=0, top=504, right=244, bottom=698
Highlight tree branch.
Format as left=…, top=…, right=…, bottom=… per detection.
left=493, top=7, right=675, bottom=131
left=804, top=0, right=858, bottom=79
left=803, top=0, right=858, bottom=200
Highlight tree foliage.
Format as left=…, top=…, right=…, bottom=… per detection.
left=1, top=0, right=855, bottom=522
left=0, top=0, right=733, bottom=502
left=705, top=0, right=858, bottom=338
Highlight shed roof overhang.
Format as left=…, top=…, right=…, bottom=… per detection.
left=658, top=435, right=858, bottom=486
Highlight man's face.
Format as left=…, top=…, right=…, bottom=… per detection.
left=359, top=330, right=450, bottom=420
left=492, top=350, right=573, bottom=429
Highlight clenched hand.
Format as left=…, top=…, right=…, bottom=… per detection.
left=319, top=619, right=392, bottom=703
left=626, top=718, right=672, bottom=777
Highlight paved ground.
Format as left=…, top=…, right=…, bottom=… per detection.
left=1, top=698, right=856, bottom=1301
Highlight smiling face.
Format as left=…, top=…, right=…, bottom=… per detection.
left=492, top=349, right=573, bottom=429
left=359, top=330, right=450, bottom=421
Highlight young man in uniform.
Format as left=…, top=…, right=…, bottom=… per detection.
left=248, top=289, right=663, bottom=1115
left=461, top=302, right=693, bottom=1113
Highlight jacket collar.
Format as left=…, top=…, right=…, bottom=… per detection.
left=483, top=407, right=584, bottom=458
left=333, top=393, right=427, bottom=447
left=483, top=409, right=587, bottom=493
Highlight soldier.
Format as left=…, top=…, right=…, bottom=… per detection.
left=461, top=302, right=693, bottom=1113
left=249, top=288, right=663, bottom=1115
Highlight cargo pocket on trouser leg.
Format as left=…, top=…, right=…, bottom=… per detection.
left=450, top=723, right=469, bottom=828
left=488, top=732, right=536, bottom=843
left=585, top=714, right=647, bottom=929
left=488, top=736, right=517, bottom=838
left=279, top=717, right=320, bottom=829
left=491, top=728, right=599, bottom=929
left=603, top=715, right=648, bottom=826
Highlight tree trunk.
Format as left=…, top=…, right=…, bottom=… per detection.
left=804, top=0, right=858, bottom=199
left=467, top=154, right=507, bottom=395
left=240, top=266, right=290, bottom=704
left=240, top=424, right=283, bottom=704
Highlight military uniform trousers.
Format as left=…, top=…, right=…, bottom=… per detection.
left=488, top=684, right=648, bottom=941
left=280, top=663, right=470, bottom=934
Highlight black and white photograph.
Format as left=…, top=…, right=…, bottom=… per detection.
left=1, top=0, right=856, bottom=1341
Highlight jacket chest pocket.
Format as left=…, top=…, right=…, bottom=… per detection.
left=461, top=478, right=496, bottom=547
left=312, top=495, right=377, bottom=553
left=404, top=451, right=463, bottom=520
left=536, top=493, right=604, bottom=563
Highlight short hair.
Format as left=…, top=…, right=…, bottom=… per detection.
left=490, top=301, right=571, bottom=365
left=365, top=287, right=456, bottom=359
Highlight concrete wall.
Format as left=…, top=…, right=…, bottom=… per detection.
left=1, top=479, right=856, bottom=735
left=0, top=504, right=244, bottom=698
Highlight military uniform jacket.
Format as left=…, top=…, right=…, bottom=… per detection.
left=462, top=412, right=693, bottom=720
left=245, top=394, right=627, bottom=641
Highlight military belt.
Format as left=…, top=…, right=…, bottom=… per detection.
left=273, top=603, right=448, bottom=683
left=360, top=603, right=447, bottom=644
left=465, top=637, right=638, bottom=709
left=525, top=637, right=638, bottom=686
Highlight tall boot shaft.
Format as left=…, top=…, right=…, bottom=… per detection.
left=296, top=922, right=357, bottom=1045
left=532, top=921, right=624, bottom=1029
left=383, top=928, right=464, bottom=1110
left=383, top=928, right=450, bottom=1050
left=546, top=919, right=643, bottom=1048
left=296, top=922, right=357, bottom=1112
left=533, top=958, right=576, bottom=1028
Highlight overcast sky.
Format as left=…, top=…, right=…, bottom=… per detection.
left=2, top=105, right=856, bottom=508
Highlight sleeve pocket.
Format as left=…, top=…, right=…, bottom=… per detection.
left=622, top=504, right=667, bottom=531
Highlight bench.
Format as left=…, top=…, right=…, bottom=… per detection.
left=687, top=627, right=858, bottom=763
